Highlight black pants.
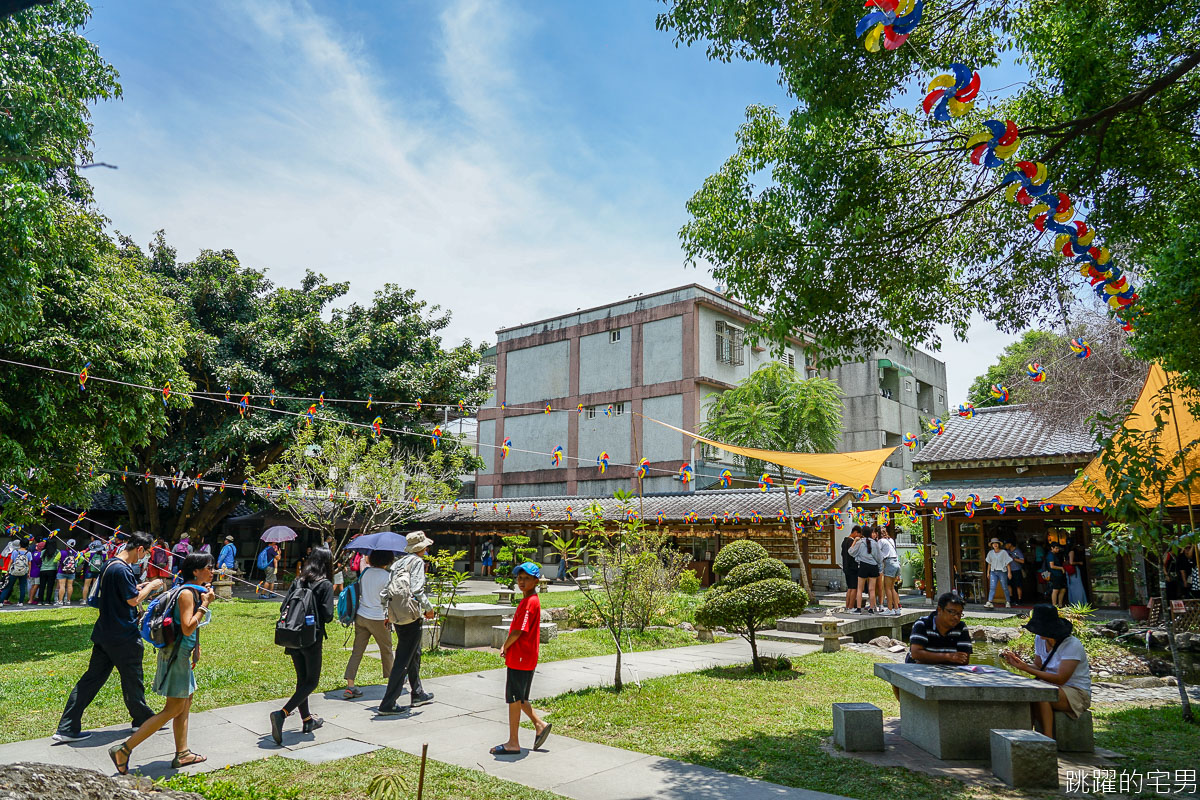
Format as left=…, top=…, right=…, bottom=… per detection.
left=57, top=637, right=155, bottom=736
left=283, top=641, right=323, bottom=718
left=380, top=618, right=424, bottom=710
left=39, top=576, right=56, bottom=604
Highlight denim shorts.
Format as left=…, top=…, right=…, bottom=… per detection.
left=882, top=557, right=900, bottom=578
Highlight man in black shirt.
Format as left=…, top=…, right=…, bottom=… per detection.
left=53, top=531, right=164, bottom=742
left=905, top=592, right=973, bottom=664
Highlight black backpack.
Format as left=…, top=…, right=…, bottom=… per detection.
left=274, top=579, right=324, bottom=649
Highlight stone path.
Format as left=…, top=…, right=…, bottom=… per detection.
left=0, top=638, right=850, bottom=800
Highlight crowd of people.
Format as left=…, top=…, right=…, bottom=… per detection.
left=37, top=528, right=552, bottom=773
left=840, top=525, right=904, bottom=615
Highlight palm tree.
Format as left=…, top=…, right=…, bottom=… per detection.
left=701, top=362, right=843, bottom=593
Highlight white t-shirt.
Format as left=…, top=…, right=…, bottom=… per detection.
left=877, top=538, right=898, bottom=561
left=1036, top=635, right=1091, bottom=694
left=355, top=566, right=391, bottom=621
left=985, top=549, right=1013, bottom=572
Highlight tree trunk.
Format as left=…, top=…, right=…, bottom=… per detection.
left=1156, top=542, right=1194, bottom=722
left=747, top=614, right=761, bottom=671
left=612, top=629, right=624, bottom=692
left=778, top=466, right=813, bottom=595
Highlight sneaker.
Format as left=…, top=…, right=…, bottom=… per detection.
left=410, top=692, right=435, bottom=707
left=52, top=731, right=91, bottom=743
left=302, top=716, right=324, bottom=734
left=269, top=710, right=285, bottom=746
left=984, top=602, right=994, bottom=609
left=376, top=705, right=409, bottom=716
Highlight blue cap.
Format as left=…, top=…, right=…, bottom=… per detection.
left=512, top=562, right=541, bottom=579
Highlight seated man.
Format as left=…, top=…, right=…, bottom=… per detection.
left=1002, top=604, right=1091, bottom=738
left=893, top=592, right=972, bottom=699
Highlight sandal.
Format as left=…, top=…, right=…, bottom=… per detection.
left=108, top=742, right=132, bottom=775
left=533, top=722, right=553, bottom=750
left=172, top=749, right=207, bottom=768
left=489, top=744, right=521, bottom=755
left=343, top=687, right=363, bottom=699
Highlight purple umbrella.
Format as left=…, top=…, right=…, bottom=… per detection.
left=260, top=525, right=298, bottom=543
left=344, top=531, right=409, bottom=553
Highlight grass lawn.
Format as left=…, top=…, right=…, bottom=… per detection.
left=0, top=600, right=700, bottom=745
left=162, top=748, right=571, bottom=800
left=537, top=648, right=1200, bottom=800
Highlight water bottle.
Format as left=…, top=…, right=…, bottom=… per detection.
left=305, top=614, right=315, bottom=626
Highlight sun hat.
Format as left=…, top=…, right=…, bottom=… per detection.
left=405, top=530, right=434, bottom=552
left=224, top=534, right=235, bottom=541
left=1023, top=604, right=1072, bottom=640
left=989, top=538, right=1003, bottom=545
left=66, top=538, right=75, bottom=548
left=512, top=562, right=542, bottom=579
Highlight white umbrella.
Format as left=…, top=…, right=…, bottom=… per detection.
left=260, top=525, right=298, bottom=543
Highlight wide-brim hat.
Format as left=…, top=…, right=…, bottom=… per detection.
left=1023, top=604, right=1072, bottom=640
left=405, top=530, right=434, bottom=552
left=224, top=534, right=235, bottom=541
left=989, top=538, right=1003, bottom=545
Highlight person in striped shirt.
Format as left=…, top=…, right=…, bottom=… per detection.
left=905, top=592, right=972, bottom=665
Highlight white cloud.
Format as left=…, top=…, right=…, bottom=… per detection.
left=935, top=317, right=1021, bottom=405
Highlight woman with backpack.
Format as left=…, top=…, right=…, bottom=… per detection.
left=0, top=538, right=32, bottom=606
left=270, top=546, right=335, bottom=746
left=56, top=538, right=79, bottom=605
left=80, top=538, right=107, bottom=604
left=342, top=549, right=396, bottom=698
left=108, top=552, right=215, bottom=773
left=377, top=532, right=438, bottom=715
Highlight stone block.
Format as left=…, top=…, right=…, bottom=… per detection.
left=990, top=729, right=1058, bottom=789
left=832, top=702, right=884, bottom=752
left=439, top=603, right=507, bottom=648
left=1053, top=710, right=1094, bottom=753
left=490, top=622, right=558, bottom=648
left=539, top=621, right=558, bottom=643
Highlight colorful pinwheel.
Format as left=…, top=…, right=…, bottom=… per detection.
left=501, top=438, right=512, bottom=458
left=472, top=503, right=479, bottom=517
left=904, top=506, right=919, bottom=523
left=577, top=403, right=584, bottom=414
left=991, top=384, right=1010, bottom=403
left=162, top=381, right=172, bottom=406
left=225, top=386, right=231, bottom=402
left=1026, top=362, right=1046, bottom=383
left=956, top=403, right=975, bottom=419
left=856, top=0, right=924, bottom=52
left=78, top=362, right=91, bottom=392
left=372, top=416, right=383, bottom=438
left=597, top=451, right=610, bottom=473
left=415, top=398, right=422, bottom=411
left=545, top=404, right=552, bottom=414
left=679, top=463, right=693, bottom=483
left=269, top=388, right=276, bottom=407
left=306, top=404, right=317, bottom=426
left=552, top=446, right=564, bottom=466
left=637, top=458, right=650, bottom=479
left=967, top=120, right=1020, bottom=168
left=922, top=64, right=980, bottom=121
left=1069, top=338, right=1092, bottom=359
left=604, top=404, right=614, bottom=417
left=457, top=399, right=465, bottom=412
left=913, top=489, right=928, bottom=506
left=367, top=394, right=374, bottom=410
left=431, top=426, right=442, bottom=447
left=719, top=469, right=733, bottom=488
left=903, top=432, right=918, bottom=449
left=777, top=509, right=787, bottom=522
left=1039, top=502, right=1054, bottom=513
left=794, top=478, right=806, bottom=496
left=318, top=391, right=325, bottom=407
left=1013, top=496, right=1028, bottom=511
left=856, top=485, right=872, bottom=501
left=827, top=483, right=842, bottom=499
left=239, top=392, right=250, bottom=417
left=992, top=495, right=1006, bottom=514
left=889, top=489, right=902, bottom=504
left=964, top=505, right=976, bottom=518
left=758, top=473, right=773, bottom=492
left=566, top=505, right=573, bottom=520
left=505, top=505, right=512, bottom=519
left=69, top=510, right=86, bottom=530
left=933, top=507, right=945, bottom=521
left=710, top=514, right=720, bottom=525
left=501, top=402, right=507, bottom=410
left=750, top=511, right=761, bottom=523
left=928, top=417, right=945, bottom=435
left=834, top=516, right=845, bottom=531
left=942, top=491, right=956, bottom=507
left=966, top=493, right=981, bottom=507
left=1059, top=505, right=1074, bottom=513
left=656, top=511, right=666, bottom=525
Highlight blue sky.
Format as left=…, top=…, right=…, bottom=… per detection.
left=81, top=0, right=1016, bottom=404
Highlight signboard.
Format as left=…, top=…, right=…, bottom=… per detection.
left=1171, top=599, right=1187, bottom=614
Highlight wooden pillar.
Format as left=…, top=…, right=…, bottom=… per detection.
left=922, top=515, right=934, bottom=600
left=469, top=531, right=476, bottom=574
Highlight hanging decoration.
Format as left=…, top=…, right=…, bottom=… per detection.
left=967, top=119, right=1020, bottom=168
left=1069, top=338, right=1092, bottom=359
left=318, top=392, right=325, bottom=407
left=656, top=511, right=666, bottom=524
left=933, top=507, right=945, bottom=521
left=922, top=64, right=980, bottom=121
left=719, top=469, right=733, bottom=488
left=501, top=438, right=512, bottom=458
left=1013, top=496, right=1028, bottom=511
left=78, top=362, right=91, bottom=392
left=637, top=458, right=650, bottom=479
left=855, top=485, right=871, bottom=501
left=889, top=489, right=902, bottom=503
left=903, top=432, right=918, bottom=449
left=545, top=404, right=552, bottom=414
left=956, top=403, right=975, bottom=419
left=903, top=505, right=919, bottom=523
left=305, top=404, right=317, bottom=426
left=912, top=489, right=927, bottom=506
left=992, top=495, right=1006, bottom=514
left=990, top=384, right=1010, bottom=403
left=777, top=509, right=787, bottom=522
left=239, top=393, right=250, bottom=417
left=162, top=381, right=172, bottom=406
left=604, top=404, right=615, bottom=417
left=1026, top=362, right=1046, bottom=383
left=269, top=388, right=276, bottom=406
left=431, top=426, right=442, bottom=447
left=577, top=403, right=584, bottom=414
left=224, top=386, right=231, bottom=402
left=415, top=398, right=422, bottom=411
left=826, top=483, right=842, bottom=499
left=928, top=417, right=945, bottom=435
left=552, top=446, right=564, bottom=466
left=679, top=463, right=693, bottom=483
left=596, top=452, right=610, bottom=473
left=367, top=394, right=373, bottom=410
left=856, top=0, right=924, bottom=52
left=758, top=473, right=773, bottom=491
left=793, top=478, right=806, bottom=496
left=942, top=491, right=956, bottom=507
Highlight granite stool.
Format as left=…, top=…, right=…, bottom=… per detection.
left=832, top=702, right=884, bottom=752
left=990, top=729, right=1058, bottom=789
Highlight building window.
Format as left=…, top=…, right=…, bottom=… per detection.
left=905, top=378, right=914, bottom=393
left=715, top=320, right=744, bottom=366
left=609, top=329, right=622, bottom=343
left=613, top=402, right=626, bottom=416
left=778, top=352, right=795, bottom=369
left=586, top=406, right=598, bottom=419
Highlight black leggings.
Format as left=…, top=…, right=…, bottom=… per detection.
left=380, top=618, right=424, bottom=710
left=283, top=641, right=323, bottom=718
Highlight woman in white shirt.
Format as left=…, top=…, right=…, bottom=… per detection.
left=849, top=532, right=881, bottom=614
left=342, top=549, right=396, bottom=698
left=1002, top=605, right=1091, bottom=738
left=876, top=528, right=902, bottom=616
left=984, top=538, right=1013, bottom=608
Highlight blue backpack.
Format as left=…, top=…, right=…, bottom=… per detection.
left=140, top=583, right=207, bottom=649
left=336, top=581, right=359, bottom=626
left=256, top=545, right=275, bottom=571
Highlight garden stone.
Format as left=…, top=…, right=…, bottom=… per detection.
left=1123, top=676, right=1166, bottom=688
left=1100, top=628, right=1117, bottom=639
left=1052, top=710, right=1094, bottom=753
left=0, top=763, right=206, bottom=800
left=1103, top=619, right=1130, bottom=634
left=544, top=606, right=571, bottom=621
left=990, top=729, right=1058, bottom=789
left=677, top=622, right=695, bottom=632
left=695, top=626, right=714, bottom=642
left=832, top=702, right=884, bottom=752
left=1149, top=631, right=1170, bottom=649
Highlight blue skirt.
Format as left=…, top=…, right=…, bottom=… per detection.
left=153, top=635, right=197, bottom=698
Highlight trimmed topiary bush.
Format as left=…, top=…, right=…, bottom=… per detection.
left=696, top=541, right=808, bottom=671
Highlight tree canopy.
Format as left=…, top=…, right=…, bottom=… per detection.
left=656, top=0, right=1200, bottom=368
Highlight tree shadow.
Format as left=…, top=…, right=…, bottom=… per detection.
left=0, top=617, right=97, bottom=665
left=692, top=663, right=804, bottom=682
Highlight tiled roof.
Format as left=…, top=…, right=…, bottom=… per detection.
left=88, top=489, right=255, bottom=517
left=859, top=476, right=1076, bottom=506
left=914, top=405, right=1097, bottom=466
left=416, top=488, right=846, bottom=525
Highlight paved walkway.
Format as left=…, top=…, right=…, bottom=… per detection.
left=0, top=638, right=849, bottom=800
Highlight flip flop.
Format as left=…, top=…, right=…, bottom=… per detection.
left=533, top=722, right=553, bottom=750
left=343, top=688, right=363, bottom=699
left=489, top=744, right=521, bottom=755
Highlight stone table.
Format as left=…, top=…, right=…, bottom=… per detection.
left=440, top=603, right=509, bottom=647
left=873, top=662, right=1059, bottom=760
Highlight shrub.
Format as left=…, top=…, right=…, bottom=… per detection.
left=713, top=539, right=769, bottom=575
left=678, top=569, right=702, bottom=595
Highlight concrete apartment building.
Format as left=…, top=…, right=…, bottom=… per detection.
left=476, top=284, right=946, bottom=499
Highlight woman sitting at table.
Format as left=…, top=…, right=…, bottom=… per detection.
left=1001, top=604, right=1091, bottom=739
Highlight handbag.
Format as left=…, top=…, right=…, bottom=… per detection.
left=1064, top=563, right=1077, bottom=576
left=1040, top=570, right=1051, bottom=581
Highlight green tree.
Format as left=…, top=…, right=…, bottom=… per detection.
left=1088, top=381, right=1198, bottom=722
left=695, top=539, right=809, bottom=672
left=701, top=362, right=842, bottom=592
left=0, top=3, right=192, bottom=508
left=655, top=0, right=1200, bottom=367
left=1129, top=229, right=1200, bottom=399
left=114, top=234, right=490, bottom=543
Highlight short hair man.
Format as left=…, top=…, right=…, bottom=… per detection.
left=892, top=592, right=973, bottom=699
left=53, top=531, right=164, bottom=742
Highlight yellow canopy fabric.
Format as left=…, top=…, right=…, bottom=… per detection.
left=638, top=414, right=896, bottom=490
left=1046, top=364, right=1200, bottom=508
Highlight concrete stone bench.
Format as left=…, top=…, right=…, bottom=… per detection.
left=832, top=702, right=884, bottom=752
left=439, top=603, right=508, bottom=648
left=1053, top=710, right=1094, bottom=753
left=990, top=729, right=1058, bottom=789
left=493, top=589, right=516, bottom=605
left=491, top=622, right=559, bottom=649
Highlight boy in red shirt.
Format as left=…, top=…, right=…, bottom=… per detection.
left=491, top=562, right=551, bottom=755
